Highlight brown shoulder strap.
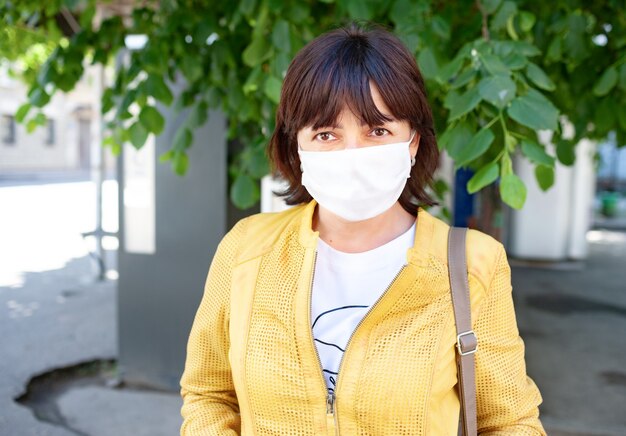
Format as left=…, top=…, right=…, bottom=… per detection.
left=448, top=226, right=478, bottom=436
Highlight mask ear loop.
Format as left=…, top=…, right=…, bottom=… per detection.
left=409, top=130, right=417, bottom=167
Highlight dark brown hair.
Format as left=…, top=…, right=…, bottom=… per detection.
left=267, top=22, right=440, bottom=216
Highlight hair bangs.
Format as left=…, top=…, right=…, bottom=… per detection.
left=291, top=39, right=395, bottom=134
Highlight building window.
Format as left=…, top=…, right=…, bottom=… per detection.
left=46, top=118, right=55, bottom=146
left=1, top=115, right=16, bottom=145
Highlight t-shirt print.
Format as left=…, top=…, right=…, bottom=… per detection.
left=312, top=304, right=368, bottom=392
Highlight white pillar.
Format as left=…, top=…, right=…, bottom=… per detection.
left=509, top=124, right=596, bottom=261
left=260, top=175, right=292, bottom=213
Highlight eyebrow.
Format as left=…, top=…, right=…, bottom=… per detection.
left=314, top=116, right=399, bottom=130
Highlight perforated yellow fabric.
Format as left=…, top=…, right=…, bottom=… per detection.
left=179, top=200, right=546, bottom=435
left=179, top=218, right=246, bottom=435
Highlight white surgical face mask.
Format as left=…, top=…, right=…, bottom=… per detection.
left=298, top=131, right=416, bottom=222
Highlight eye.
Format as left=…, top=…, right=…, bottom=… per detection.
left=371, top=127, right=390, bottom=137
left=314, top=131, right=336, bottom=142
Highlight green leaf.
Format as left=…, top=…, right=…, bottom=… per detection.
left=525, top=63, right=555, bottom=91
left=505, top=133, right=517, bottom=152
left=500, top=173, right=526, bottom=209
left=37, top=61, right=57, bottom=86
left=618, top=64, right=626, bottom=91
left=618, top=106, right=626, bottom=130
left=482, top=0, right=502, bottom=14
left=492, top=1, right=517, bottom=30
left=506, top=40, right=541, bottom=57
left=506, top=14, right=519, bottom=40
left=57, top=73, right=76, bottom=93
left=246, top=146, right=270, bottom=178
left=431, top=16, right=451, bottom=40
left=556, top=139, right=576, bottom=166
left=243, top=36, right=272, bottom=67
left=437, top=56, right=464, bottom=83
left=129, top=122, right=149, bottom=149
left=450, top=68, right=477, bottom=89
left=102, top=88, right=114, bottom=114
left=272, top=51, right=292, bottom=78
left=231, top=173, right=259, bottom=209
left=173, top=127, right=192, bottom=151
left=546, top=37, right=562, bottom=62
left=172, top=150, right=189, bottom=175
left=25, top=112, right=47, bottom=133
left=507, top=89, right=559, bottom=131
left=187, top=100, right=209, bottom=129
left=174, top=89, right=195, bottom=112
left=593, top=66, right=618, bottom=96
left=454, top=128, right=495, bottom=168
left=139, top=106, right=165, bottom=135
left=117, top=88, right=138, bottom=118
left=28, top=87, right=51, bottom=107
left=438, top=122, right=473, bottom=154
left=417, top=48, right=438, bottom=80
left=500, top=150, right=513, bottom=175
left=144, top=74, right=174, bottom=105
left=564, top=13, right=590, bottom=63
left=448, top=87, right=482, bottom=121
left=15, top=103, right=31, bottom=123
left=239, top=0, right=257, bottom=17
left=521, top=140, right=555, bottom=166
left=180, top=55, right=204, bottom=82
left=534, top=165, right=554, bottom=191
left=502, top=52, right=527, bottom=70
left=103, top=135, right=121, bottom=156
left=346, top=0, right=374, bottom=20
left=594, top=97, right=616, bottom=133
left=467, top=162, right=499, bottom=194
left=264, top=76, right=282, bottom=105
left=480, top=53, right=510, bottom=76
left=158, top=149, right=175, bottom=163
left=478, top=75, right=516, bottom=108
left=271, top=20, right=291, bottom=53
left=519, top=11, right=536, bottom=32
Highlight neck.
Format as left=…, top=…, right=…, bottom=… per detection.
left=313, top=202, right=416, bottom=253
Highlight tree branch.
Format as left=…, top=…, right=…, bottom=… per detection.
left=475, top=0, right=490, bottom=41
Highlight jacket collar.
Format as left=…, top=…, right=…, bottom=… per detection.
left=297, top=200, right=434, bottom=268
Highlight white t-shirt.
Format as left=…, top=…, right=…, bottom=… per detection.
left=311, top=222, right=416, bottom=394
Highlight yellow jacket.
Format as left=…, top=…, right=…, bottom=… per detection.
left=179, top=200, right=546, bottom=435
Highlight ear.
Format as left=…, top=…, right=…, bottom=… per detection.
left=409, top=132, right=421, bottom=159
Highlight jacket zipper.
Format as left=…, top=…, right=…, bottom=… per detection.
left=307, top=251, right=338, bottom=433
left=333, top=264, right=406, bottom=391
left=307, top=246, right=407, bottom=435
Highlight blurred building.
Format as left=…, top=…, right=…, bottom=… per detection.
left=0, top=62, right=115, bottom=175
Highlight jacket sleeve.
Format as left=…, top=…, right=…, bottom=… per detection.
left=473, top=243, right=547, bottom=435
left=179, top=219, right=248, bottom=435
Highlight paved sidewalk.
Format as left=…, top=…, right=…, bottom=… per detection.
left=512, top=229, right=626, bottom=436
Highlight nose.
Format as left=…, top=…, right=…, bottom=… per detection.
left=343, top=134, right=360, bottom=150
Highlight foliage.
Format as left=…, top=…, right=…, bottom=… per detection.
left=1, top=0, right=625, bottom=210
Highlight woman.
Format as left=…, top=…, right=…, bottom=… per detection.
left=179, top=22, right=546, bottom=435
